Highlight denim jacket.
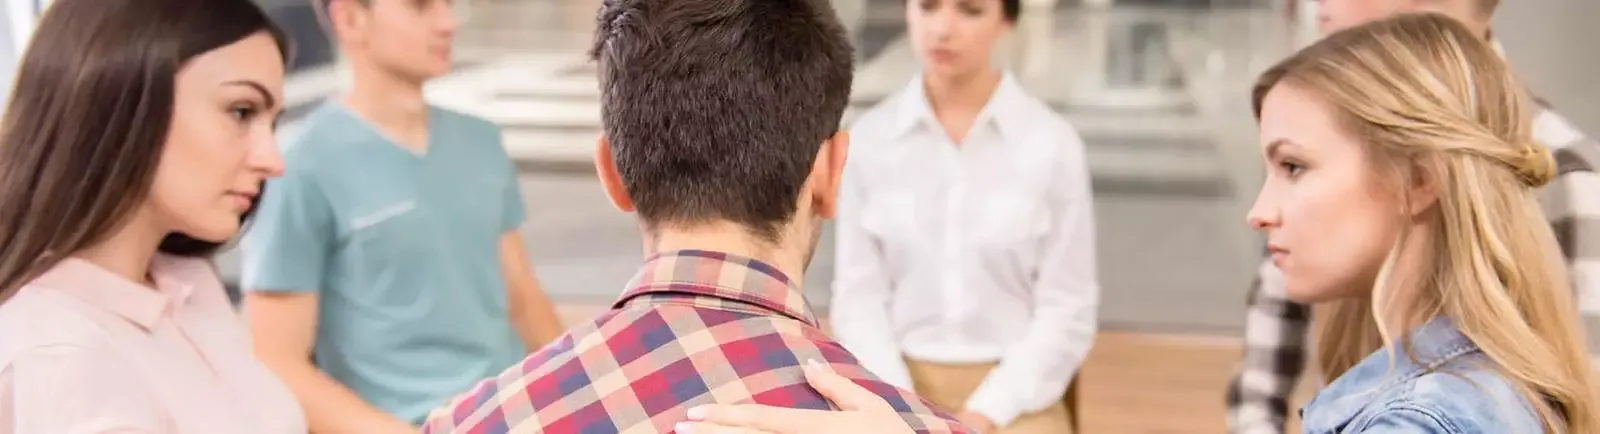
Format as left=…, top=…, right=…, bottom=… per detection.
left=1300, top=317, right=1544, bottom=433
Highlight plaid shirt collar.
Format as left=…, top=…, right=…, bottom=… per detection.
left=613, top=249, right=819, bottom=327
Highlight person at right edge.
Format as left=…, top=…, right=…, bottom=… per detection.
left=681, top=12, right=1600, bottom=434
left=1224, top=1, right=1600, bottom=432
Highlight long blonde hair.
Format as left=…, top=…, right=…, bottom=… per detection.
left=1251, top=13, right=1599, bottom=432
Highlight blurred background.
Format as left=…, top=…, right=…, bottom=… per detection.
left=1, top=0, right=1597, bottom=431
left=206, top=0, right=1600, bottom=336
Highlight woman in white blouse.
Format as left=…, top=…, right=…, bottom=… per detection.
left=829, top=0, right=1099, bottom=432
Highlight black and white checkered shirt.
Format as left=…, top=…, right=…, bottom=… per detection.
left=1223, top=99, right=1600, bottom=434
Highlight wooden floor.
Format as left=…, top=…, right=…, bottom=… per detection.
left=556, top=304, right=1317, bottom=434
left=1073, top=331, right=1315, bottom=433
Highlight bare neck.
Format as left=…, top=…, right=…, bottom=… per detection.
left=643, top=221, right=811, bottom=286
left=74, top=210, right=165, bottom=286
left=1377, top=223, right=1442, bottom=336
left=341, top=56, right=430, bottom=150
left=1471, top=22, right=1494, bottom=43
left=923, top=68, right=1003, bottom=114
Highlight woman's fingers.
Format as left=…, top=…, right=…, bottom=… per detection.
left=675, top=360, right=905, bottom=434
left=684, top=404, right=831, bottom=433
left=800, top=359, right=894, bottom=412
left=673, top=421, right=778, bottom=434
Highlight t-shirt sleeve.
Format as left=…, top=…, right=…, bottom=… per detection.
left=495, top=130, right=528, bottom=232
left=241, top=162, right=336, bottom=293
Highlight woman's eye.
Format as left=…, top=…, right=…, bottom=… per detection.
left=1280, top=161, right=1305, bottom=177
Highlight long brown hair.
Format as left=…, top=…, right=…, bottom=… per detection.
left=1252, top=13, right=1599, bottom=431
left=0, top=0, right=289, bottom=303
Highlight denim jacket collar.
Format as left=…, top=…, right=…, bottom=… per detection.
left=1300, top=317, right=1480, bottom=431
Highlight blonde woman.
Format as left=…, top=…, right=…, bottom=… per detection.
left=675, top=12, right=1600, bottom=434
left=1241, top=12, right=1598, bottom=433
left=1226, top=1, right=1600, bottom=431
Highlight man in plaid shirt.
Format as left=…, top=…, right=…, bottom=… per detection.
left=420, top=0, right=968, bottom=432
left=1225, top=1, right=1600, bottom=432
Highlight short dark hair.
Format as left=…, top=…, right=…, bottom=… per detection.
left=0, top=0, right=288, bottom=302
left=591, top=0, right=854, bottom=242
left=1001, top=0, right=1020, bottom=21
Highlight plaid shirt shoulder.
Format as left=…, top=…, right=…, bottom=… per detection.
left=422, top=250, right=967, bottom=434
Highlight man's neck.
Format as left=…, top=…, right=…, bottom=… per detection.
left=645, top=223, right=809, bottom=288
left=341, top=56, right=430, bottom=149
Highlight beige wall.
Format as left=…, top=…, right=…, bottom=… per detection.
left=1490, top=0, right=1600, bottom=353
left=1494, top=0, right=1600, bottom=136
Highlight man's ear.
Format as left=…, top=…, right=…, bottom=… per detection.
left=326, top=0, right=370, bottom=44
left=594, top=136, right=635, bottom=212
left=811, top=131, right=850, bottom=219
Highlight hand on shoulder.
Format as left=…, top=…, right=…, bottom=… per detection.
left=674, top=359, right=925, bottom=434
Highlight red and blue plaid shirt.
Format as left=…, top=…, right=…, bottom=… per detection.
left=422, top=250, right=968, bottom=434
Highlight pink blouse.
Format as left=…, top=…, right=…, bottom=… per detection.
left=0, top=255, right=305, bottom=433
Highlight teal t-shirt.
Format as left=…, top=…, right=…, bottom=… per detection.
left=242, top=102, right=528, bottom=423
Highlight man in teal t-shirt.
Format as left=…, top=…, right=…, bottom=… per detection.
left=240, top=0, right=564, bottom=430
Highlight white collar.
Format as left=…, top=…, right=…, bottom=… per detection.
left=888, top=71, right=1028, bottom=141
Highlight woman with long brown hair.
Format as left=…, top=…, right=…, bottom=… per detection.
left=0, top=0, right=305, bottom=431
left=678, top=12, right=1600, bottom=434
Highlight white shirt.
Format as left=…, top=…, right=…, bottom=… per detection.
left=831, top=73, right=1100, bottom=427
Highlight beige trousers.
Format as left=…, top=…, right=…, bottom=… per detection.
left=905, top=359, right=1075, bottom=434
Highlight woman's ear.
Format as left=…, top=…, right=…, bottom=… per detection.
left=1402, top=161, right=1440, bottom=219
